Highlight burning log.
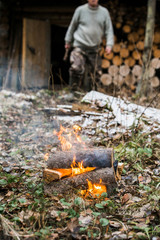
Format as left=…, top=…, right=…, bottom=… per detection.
left=43, top=148, right=117, bottom=197
left=44, top=167, right=117, bottom=196
left=46, top=148, right=114, bottom=169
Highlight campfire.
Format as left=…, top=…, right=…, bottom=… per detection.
left=81, top=179, right=107, bottom=198
left=43, top=125, right=117, bottom=197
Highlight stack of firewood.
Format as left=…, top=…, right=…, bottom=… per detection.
left=100, top=1, right=160, bottom=90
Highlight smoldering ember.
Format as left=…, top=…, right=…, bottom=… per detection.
left=0, top=89, right=160, bottom=240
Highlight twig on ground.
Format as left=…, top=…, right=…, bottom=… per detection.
left=0, top=214, right=20, bottom=240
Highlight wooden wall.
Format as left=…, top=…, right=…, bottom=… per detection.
left=0, top=1, right=9, bottom=88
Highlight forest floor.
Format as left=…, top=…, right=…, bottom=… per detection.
left=0, top=87, right=160, bottom=240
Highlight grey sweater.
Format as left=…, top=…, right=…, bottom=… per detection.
left=65, top=4, right=114, bottom=48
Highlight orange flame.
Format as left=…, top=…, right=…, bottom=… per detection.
left=44, top=153, right=49, bottom=161
left=73, top=124, right=81, bottom=133
left=52, top=125, right=105, bottom=192
left=53, top=125, right=85, bottom=151
left=81, top=179, right=107, bottom=197
left=73, top=124, right=85, bottom=145
left=71, top=155, right=95, bottom=176
left=53, top=125, right=72, bottom=151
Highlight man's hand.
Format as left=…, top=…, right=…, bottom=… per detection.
left=105, top=46, right=112, bottom=55
left=63, top=43, right=71, bottom=61
left=65, top=43, right=71, bottom=49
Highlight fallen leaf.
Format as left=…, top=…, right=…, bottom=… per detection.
left=121, top=193, right=132, bottom=205
left=5, top=191, right=14, bottom=197
left=112, top=231, right=128, bottom=239
left=50, top=209, right=58, bottom=218
left=131, top=196, right=142, bottom=202
left=67, top=217, right=79, bottom=232
left=132, top=203, right=151, bottom=218
left=79, top=215, right=92, bottom=226
left=113, top=134, right=122, bottom=141
left=109, top=220, right=121, bottom=228
left=138, top=175, right=144, bottom=183
left=50, top=233, right=59, bottom=239
left=135, top=232, right=147, bottom=237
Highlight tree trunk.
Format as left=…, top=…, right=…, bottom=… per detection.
left=136, top=0, right=156, bottom=96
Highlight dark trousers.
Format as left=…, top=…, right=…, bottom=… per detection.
left=69, top=47, right=102, bottom=91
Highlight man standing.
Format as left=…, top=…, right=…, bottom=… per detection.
left=64, top=0, right=114, bottom=91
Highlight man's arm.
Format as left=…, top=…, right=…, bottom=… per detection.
left=104, top=10, right=114, bottom=54
left=64, top=8, right=80, bottom=48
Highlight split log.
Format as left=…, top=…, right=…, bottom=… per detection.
left=120, top=48, right=129, bottom=58
left=119, top=65, right=130, bottom=77
left=151, top=76, right=160, bottom=88
left=154, top=31, right=160, bottom=44
left=112, top=43, right=121, bottom=53
left=150, top=58, right=160, bottom=69
left=115, top=22, right=122, bottom=29
left=137, top=28, right=145, bottom=36
left=128, top=44, right=134, bottom=51
left=153, top=49, right=160, bottom=58
left=47, top=148, right=114, bottom=169
left=103, top=51, right=114, bottom=60
left=132, top=65, right=142, bottom=77
left=102, top=59, right=110, bottom=69
left=124, top=74, right=137, bottom=87
left=44, top=167, right=117, bottom=196
left=113, top=74, right=124, bottom=87
left=112, top=56, right=122, bottom=66
left=126, top=20, right=134, bottom=26
left=148, top=66, right=155, bottom=78
left=136, top=41, right=144, bottom=51
left=43, top=168, right=72, bottom=181
left=122, top=25, right=131, bottom=33
left=132, top=50, right=142, bottom=60
left=128, top=32, right=139, bottom=43
left=152, top=44, right=158, bottom=51
left=100, top=74, right=112, bottom=86
left=124, top=57, right=135, bottom=67
left=108, top=65, right=119, bottom=76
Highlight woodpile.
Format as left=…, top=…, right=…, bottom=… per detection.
left=100, top=1, right=160, bottom=91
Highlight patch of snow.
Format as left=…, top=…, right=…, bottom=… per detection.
left=82, top=118, right=94, bottom=128
left=15, top=101, right=33, bottom=108
left=82, top=91, right=160, bottom=129
left=57, top=105, right=72, bottom=109
left=16, top=93, right=36, bottom=100
left=56, top=116, right=82, bottom=124
left=0, top=90, right=16, bottom=97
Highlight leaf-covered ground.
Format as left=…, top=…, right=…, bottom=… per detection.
left=0, top=89, right=160, bottom=240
